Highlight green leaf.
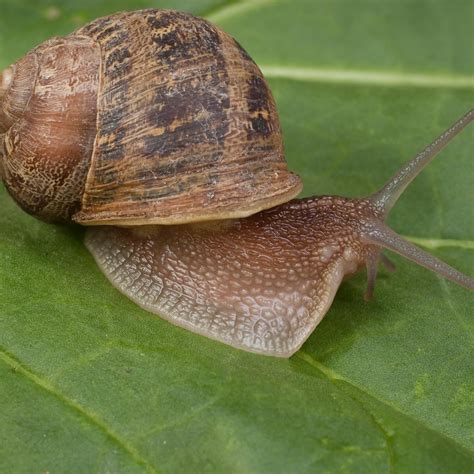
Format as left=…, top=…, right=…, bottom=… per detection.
left=1, top=0, right=473, bottom=472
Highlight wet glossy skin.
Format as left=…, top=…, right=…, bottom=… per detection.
left=86, top=196, right=376, bottom=356
left=1, top=8, right=472, bottom=358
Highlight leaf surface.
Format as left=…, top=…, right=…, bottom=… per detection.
left=1, top=0, right=473, bottom=472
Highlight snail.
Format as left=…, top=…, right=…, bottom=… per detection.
left=0, top=9, right=472, bottom=357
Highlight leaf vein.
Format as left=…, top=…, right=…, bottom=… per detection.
left=262, top=66, right=474, bottom=89
left=0, top=346, right=159, bottom=474
left=296, top=351, right=395, bottom=472
left=437, top=278, right=473, bottom=342
left=204, top=0, right=276, bottom=23
left=403, top=235, right=474, bottom=250
left=296, top=351, right=473, bottom=455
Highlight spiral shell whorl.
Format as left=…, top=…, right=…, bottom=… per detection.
left=0, top=56, right=37, bottom=133
left=0, top=67, right=13, bottom=101
left=1, top=9, right=302, bottom=225
left=0, top=38, right=100, bottom=222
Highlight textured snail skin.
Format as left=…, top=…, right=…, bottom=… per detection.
left=0, top=9, right=302, bottom=225
left=85, top=109, right=474, bottom=357
left=1, top=9, right=472, bottom=358
left=86, top=197, right=375, bottom=357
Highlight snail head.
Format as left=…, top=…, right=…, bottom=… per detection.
left=86, top=110, right=474, bottom=357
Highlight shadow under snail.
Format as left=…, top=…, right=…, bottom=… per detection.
left=0, top=9, right=472, bottom=357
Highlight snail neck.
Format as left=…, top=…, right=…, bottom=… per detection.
left=284, top=193, right=474, bottom=297
left=347, top=109, right=474, bottom=296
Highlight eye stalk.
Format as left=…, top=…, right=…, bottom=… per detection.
left=86, top=109, right=474, bottom=357
left=370, top=109, right=474, bottom=218
left=360, top=109, right=474, bottom=298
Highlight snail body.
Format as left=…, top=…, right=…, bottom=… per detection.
left=1, top=10, right=473, bottom=357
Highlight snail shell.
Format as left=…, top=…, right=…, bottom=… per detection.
left=0, top=9, right=302, bottom=224
left=1, top=9, right=472, bottom=357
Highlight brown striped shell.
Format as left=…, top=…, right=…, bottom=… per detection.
left=1, top=11, right=473, bottom=357
left=0, top=9, right=302, bottom=225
